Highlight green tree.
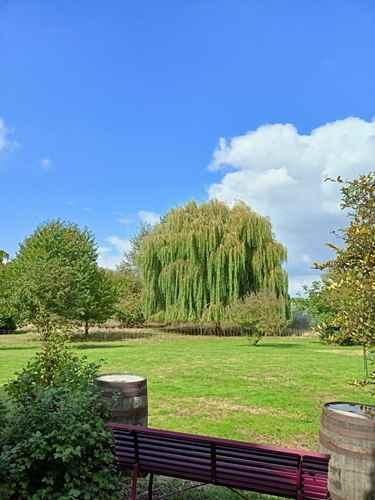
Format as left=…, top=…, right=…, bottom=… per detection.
left=0, top=250, right=9, bottom=265
left=121, top=222, right=153, bottom=275
left=0, top=250, right=16, bottom=332
left=79, top=267, right=119, bottom=335
left=11, top=220, right=117, bottom=336
left=139, top=200, right=289, bottom=323
left=107, top=266, right=144, bottom=327
left=317, top=173, right=375, bottom=378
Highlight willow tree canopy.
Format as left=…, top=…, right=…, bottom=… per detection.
left=139, top=200, right=288, bottom=321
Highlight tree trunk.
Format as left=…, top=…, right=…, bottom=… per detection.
left=363, top=344, right=369, bottom=380
left=85, top=319, right=89, bottom=336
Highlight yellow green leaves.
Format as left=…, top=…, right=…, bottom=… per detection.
left=140, top=200, right=288, bottom=322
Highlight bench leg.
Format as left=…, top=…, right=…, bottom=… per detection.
left=130, top=464, right=139, bottom=500
left=148, top=473, right=154, bottom=499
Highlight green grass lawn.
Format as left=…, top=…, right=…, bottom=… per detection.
left=0, top=331, right=373, bottom=451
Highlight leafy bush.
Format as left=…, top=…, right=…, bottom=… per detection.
left=108, top=266, right=145, bottom=327
left=316, top=322, right=355, bottom=345
left=226, top=291, right=288, bottom=345
left=0, top=339, right=123, bottom=499
left=115, top=299, right=144, bottom=328
left=0, top=315, right=16, bottom=333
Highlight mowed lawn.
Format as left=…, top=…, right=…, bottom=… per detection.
left=0, top=332, right=373, bottom=450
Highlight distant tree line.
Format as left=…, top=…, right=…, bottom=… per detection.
left=0, top=201, right=290, bottom=343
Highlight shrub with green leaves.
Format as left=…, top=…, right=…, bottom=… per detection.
left=107, top=266, right=145, bottom=327
left=0, top=252, right=17, bottom=333
left=0, top=339, right=123, bottom=499
left=225, top=290, right=288, bottom=345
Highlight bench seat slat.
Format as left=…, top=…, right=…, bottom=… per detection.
left=137, top=441, right=211, bottom=457
left=216, top=452, right=299, bottom=468
left=215, top=477, right=297, bottom=498
left=139, top=450, right=211, bottom=467
left=216, top=468, right=298, bottom=488
left=216, top=465, right=298, bottom=484
left=137, top=461, right=211, bottom=482
left=216, top=447, right=299, bottom=465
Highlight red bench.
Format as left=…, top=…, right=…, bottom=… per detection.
left=109, top=423, right=329, bottom=499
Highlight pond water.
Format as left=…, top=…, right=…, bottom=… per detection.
left=326, top=402, right=375, bottom=418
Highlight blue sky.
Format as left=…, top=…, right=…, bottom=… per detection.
left=1, top=0, right=375, bottom=295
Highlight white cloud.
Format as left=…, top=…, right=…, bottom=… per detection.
left=208, top=117, right=375, bottom=295
left=97, top=236, right=132, bottom=269
left=288, top=274, right=319, bottom=297
left=40, top=157, right=52, bottom=170
left=0, top=118, right=8, bottom=152
left=138, top=210, right=161, bottom=226
left=106, top=236, right=131, bottom=254
left=118, top=217, right=132, bottom=225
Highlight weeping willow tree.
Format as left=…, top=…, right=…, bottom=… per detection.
left=139, top=200, right=289, bottom=322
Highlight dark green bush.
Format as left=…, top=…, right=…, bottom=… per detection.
left=0, top=342, right=123, bottom=500
left=0, top=315, right=16, bottom=333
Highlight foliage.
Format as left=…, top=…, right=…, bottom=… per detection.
left=317, top=173, right=375, bottom=377
left=226, top=291, right=288, bottom=345
left=0, top=251, right=17, bottom=333
left=107, top=266, right=145, bottom=327
left=295, top=277, right=354, bottom=344
left=0, top=250, right=9, bottom=265
left=79, top=268, right=119, bottom=335
left=10, top=220, right=118, bottom=335
left=139, top=200, right=289, bottom=322
left=120, top=223, right=153, bottom=276
left=299, top=278, right=337, bottom=325
left=0, top=336, right=122, bottom=499
left=6, top=333, right=96, bottom=398
left=0, top=316, right=17, bottom=333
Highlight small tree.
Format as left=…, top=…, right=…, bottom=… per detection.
left=78, top=268, right=118, bottom=335
left=317, top=173, right=375, bottom=378
left=11, top=220, right=117, bottom=336
left=226, top=291, right=288, bottom=345
left=121, top=223, right=153, bottom=276
left=108, top=266, right=144, bottom=327
left=0, top=251, right=17, bottom=333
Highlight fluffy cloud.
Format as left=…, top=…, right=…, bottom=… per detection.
left=97, top=236, right=132, bottom=269
left=208, top=117, right=375, bottom=295
left=138, top=210, right=161, bottom=226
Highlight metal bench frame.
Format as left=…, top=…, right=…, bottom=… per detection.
left=109, top=423, right=329, bottom=500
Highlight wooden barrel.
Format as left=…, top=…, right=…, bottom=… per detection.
left=320, top=401, right=375, bottom=499
left=96, top=374, right=148, bottom=426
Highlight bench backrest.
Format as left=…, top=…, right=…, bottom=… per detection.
left=109, top=423, right=329, bottom=499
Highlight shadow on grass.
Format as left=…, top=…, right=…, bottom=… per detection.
left=74, top=343, right=135, bottom=350
left=0, top=345, right=40, bottom=351
left=70, top=331, right=153, bottom=343
left=255, top=343, right=301, bottom=349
